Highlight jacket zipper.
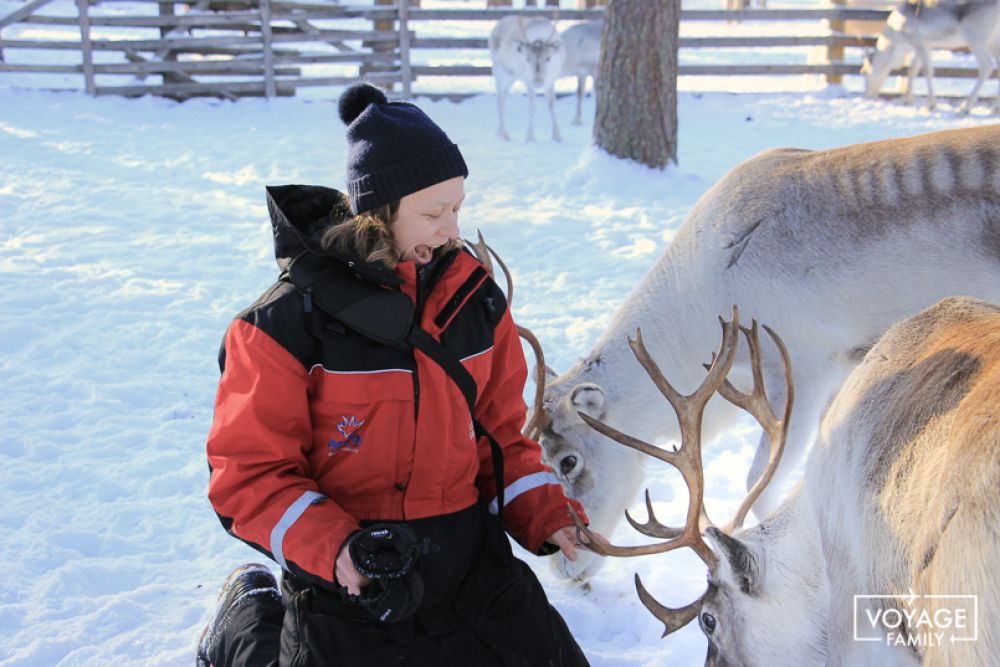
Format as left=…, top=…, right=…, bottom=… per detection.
left=412, top=264, right=427, bottom=421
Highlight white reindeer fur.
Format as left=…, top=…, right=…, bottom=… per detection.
left=558, top=21, right=602, bottom=126
left=489, top=16, right=565, bottom=142
left=861, top=0, right=1000, bottom=114
left=541, top=125, right=1000, bottom=580
left=696, top=297, right=1000, bottom=666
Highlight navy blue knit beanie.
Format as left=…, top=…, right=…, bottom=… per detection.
left=338, top=83, right=468, bottom=214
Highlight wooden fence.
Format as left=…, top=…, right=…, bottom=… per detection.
left=0, top=0, right=986, bottom=100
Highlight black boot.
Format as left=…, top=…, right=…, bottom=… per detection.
left=196, top=564, right=282, bottom=667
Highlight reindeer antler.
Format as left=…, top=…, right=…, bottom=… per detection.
left=570, top=307, right=793, bottom=637
left=465, top=231, right=551, bottom=440
left=708, top=320, right=794, bottom=532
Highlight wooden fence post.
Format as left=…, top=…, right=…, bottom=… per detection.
left=371, top=0, right=395, bottom=89
left=260, top=0, right=276, bottom=98
left=399, top=0, right=412, bottom=98
left=826, top=0, right=846, bottom=85
left=75, top=0, right=95, bottom=95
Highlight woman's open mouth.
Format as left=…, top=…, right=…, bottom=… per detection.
left=413, top=244, right=435, bottom=265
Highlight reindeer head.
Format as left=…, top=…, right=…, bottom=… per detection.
left=862, top=16, right=910, bottom=98
left=538, top=367, right=648, bottom=581
left=569, top=311, right=824, bottom=665
left=515, top=19, right=565, bottom=88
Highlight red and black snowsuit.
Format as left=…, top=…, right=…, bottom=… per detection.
left=205, top=185, right=589, bottom=666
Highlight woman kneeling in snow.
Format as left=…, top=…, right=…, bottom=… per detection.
left=196, top=82, right=601, bottom=667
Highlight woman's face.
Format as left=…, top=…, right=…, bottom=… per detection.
left=392, top=176, right=465, bottom=265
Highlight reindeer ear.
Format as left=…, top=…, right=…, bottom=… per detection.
left=530, top=363, right=559, bottom=383
left=569, top=383, right=606, bottom=420
left=706, top=527, right=761, bottom=596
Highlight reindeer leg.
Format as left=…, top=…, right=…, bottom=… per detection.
left=993, top=63, right=1000, bottom=114
left=959, top=43, right=995, bottom=115
left=573, top=75, right=584, bottom=125
left=913, top=41, right=936, bottom=110
left=903, top=51, right=921, bottom=105
left=526, top=83, right=536, bottom=143
left=495, top=75, right=512, bottom=141
left=547, top=85, right=562, bottom=142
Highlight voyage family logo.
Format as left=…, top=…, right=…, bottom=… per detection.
left=853, top=589, right=978, bottom=649
left=328, top=415, right=366, bottom=455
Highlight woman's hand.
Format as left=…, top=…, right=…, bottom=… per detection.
left=546, top=525, right=609, bottom=561
left=335, top=542, right=371, bottom=596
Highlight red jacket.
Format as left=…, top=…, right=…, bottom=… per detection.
left=206, top=185, right=585, bottom=589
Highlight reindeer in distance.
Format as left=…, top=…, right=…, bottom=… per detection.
left=558, top=20, right=602, bottom=126
left=573, top=298, right=1000, bottom=666
left=530, top=125, right=1000, bottom=582
left=862, top=0, right=1000, bottom=113
left=489, top=15, right=565, bottom=142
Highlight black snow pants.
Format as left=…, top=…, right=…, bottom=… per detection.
left=210, top=502, right=589, bottom=667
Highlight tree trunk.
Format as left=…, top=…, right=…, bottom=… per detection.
left=594, top=0, right=680, bottom=168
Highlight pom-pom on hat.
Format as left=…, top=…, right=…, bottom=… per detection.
left=339, top=82, right=468, bottom=214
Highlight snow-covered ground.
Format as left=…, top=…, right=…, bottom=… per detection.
left=2, top=3, right=998, bottom=666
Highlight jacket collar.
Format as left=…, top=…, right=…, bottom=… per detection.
left=398, top=250, right=491, bottom=336
left=266, top=184, right=492, bottom=336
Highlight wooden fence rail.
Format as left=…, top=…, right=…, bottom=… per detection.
left=0, top=0, right=985, bottom=100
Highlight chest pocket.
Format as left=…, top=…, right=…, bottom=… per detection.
left=308, top=364, right=415, bottom=494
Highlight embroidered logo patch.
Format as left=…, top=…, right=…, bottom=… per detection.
left=328, top=415, right=365, bottom=455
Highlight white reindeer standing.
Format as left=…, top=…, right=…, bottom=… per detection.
left=489, top=15, right=565, bottom=142
left=574, top=297, right=999, bottom=666
left=532, top=125, right=1000, bottom=581
left=862, top=0, right=1000, bottom=113
left=558, top=20, right=602, bottom=126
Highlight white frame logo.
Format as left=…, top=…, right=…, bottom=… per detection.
left=853, top=589, right=979, bottom=649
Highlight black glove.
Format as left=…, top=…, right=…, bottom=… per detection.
left=342, top=523, right=429, bottom=623
left=354, top=570, right=425, bottom=624
left=348, top=523, right=422, bottom=579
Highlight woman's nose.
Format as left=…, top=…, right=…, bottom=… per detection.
left=441, top=212, right=460, bottom=239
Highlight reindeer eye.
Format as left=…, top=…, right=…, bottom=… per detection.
left=559, top=455, right=578, bottom=476
left=700, top=612, right=716, bottom=634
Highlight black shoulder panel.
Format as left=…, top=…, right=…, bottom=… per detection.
left=439, top=276, right=508, bottom=360
left=235, top=280, right=321, bottom=372
left=234, top=279, right=416, bottom=375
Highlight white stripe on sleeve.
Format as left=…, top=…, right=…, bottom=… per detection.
left=270, top=490, right=325, bottom=570
left=488, top=472, right=561, bottom=515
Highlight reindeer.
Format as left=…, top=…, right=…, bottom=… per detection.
left=558, top=20, right=602, bottom=126
left=532, top=125, right=1000, bottom=581
left=573, top=298, right=1000, bottom=666
left=861, top=0, right=1000, bottom=114
left=489, top=15, right=565, bottom=142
